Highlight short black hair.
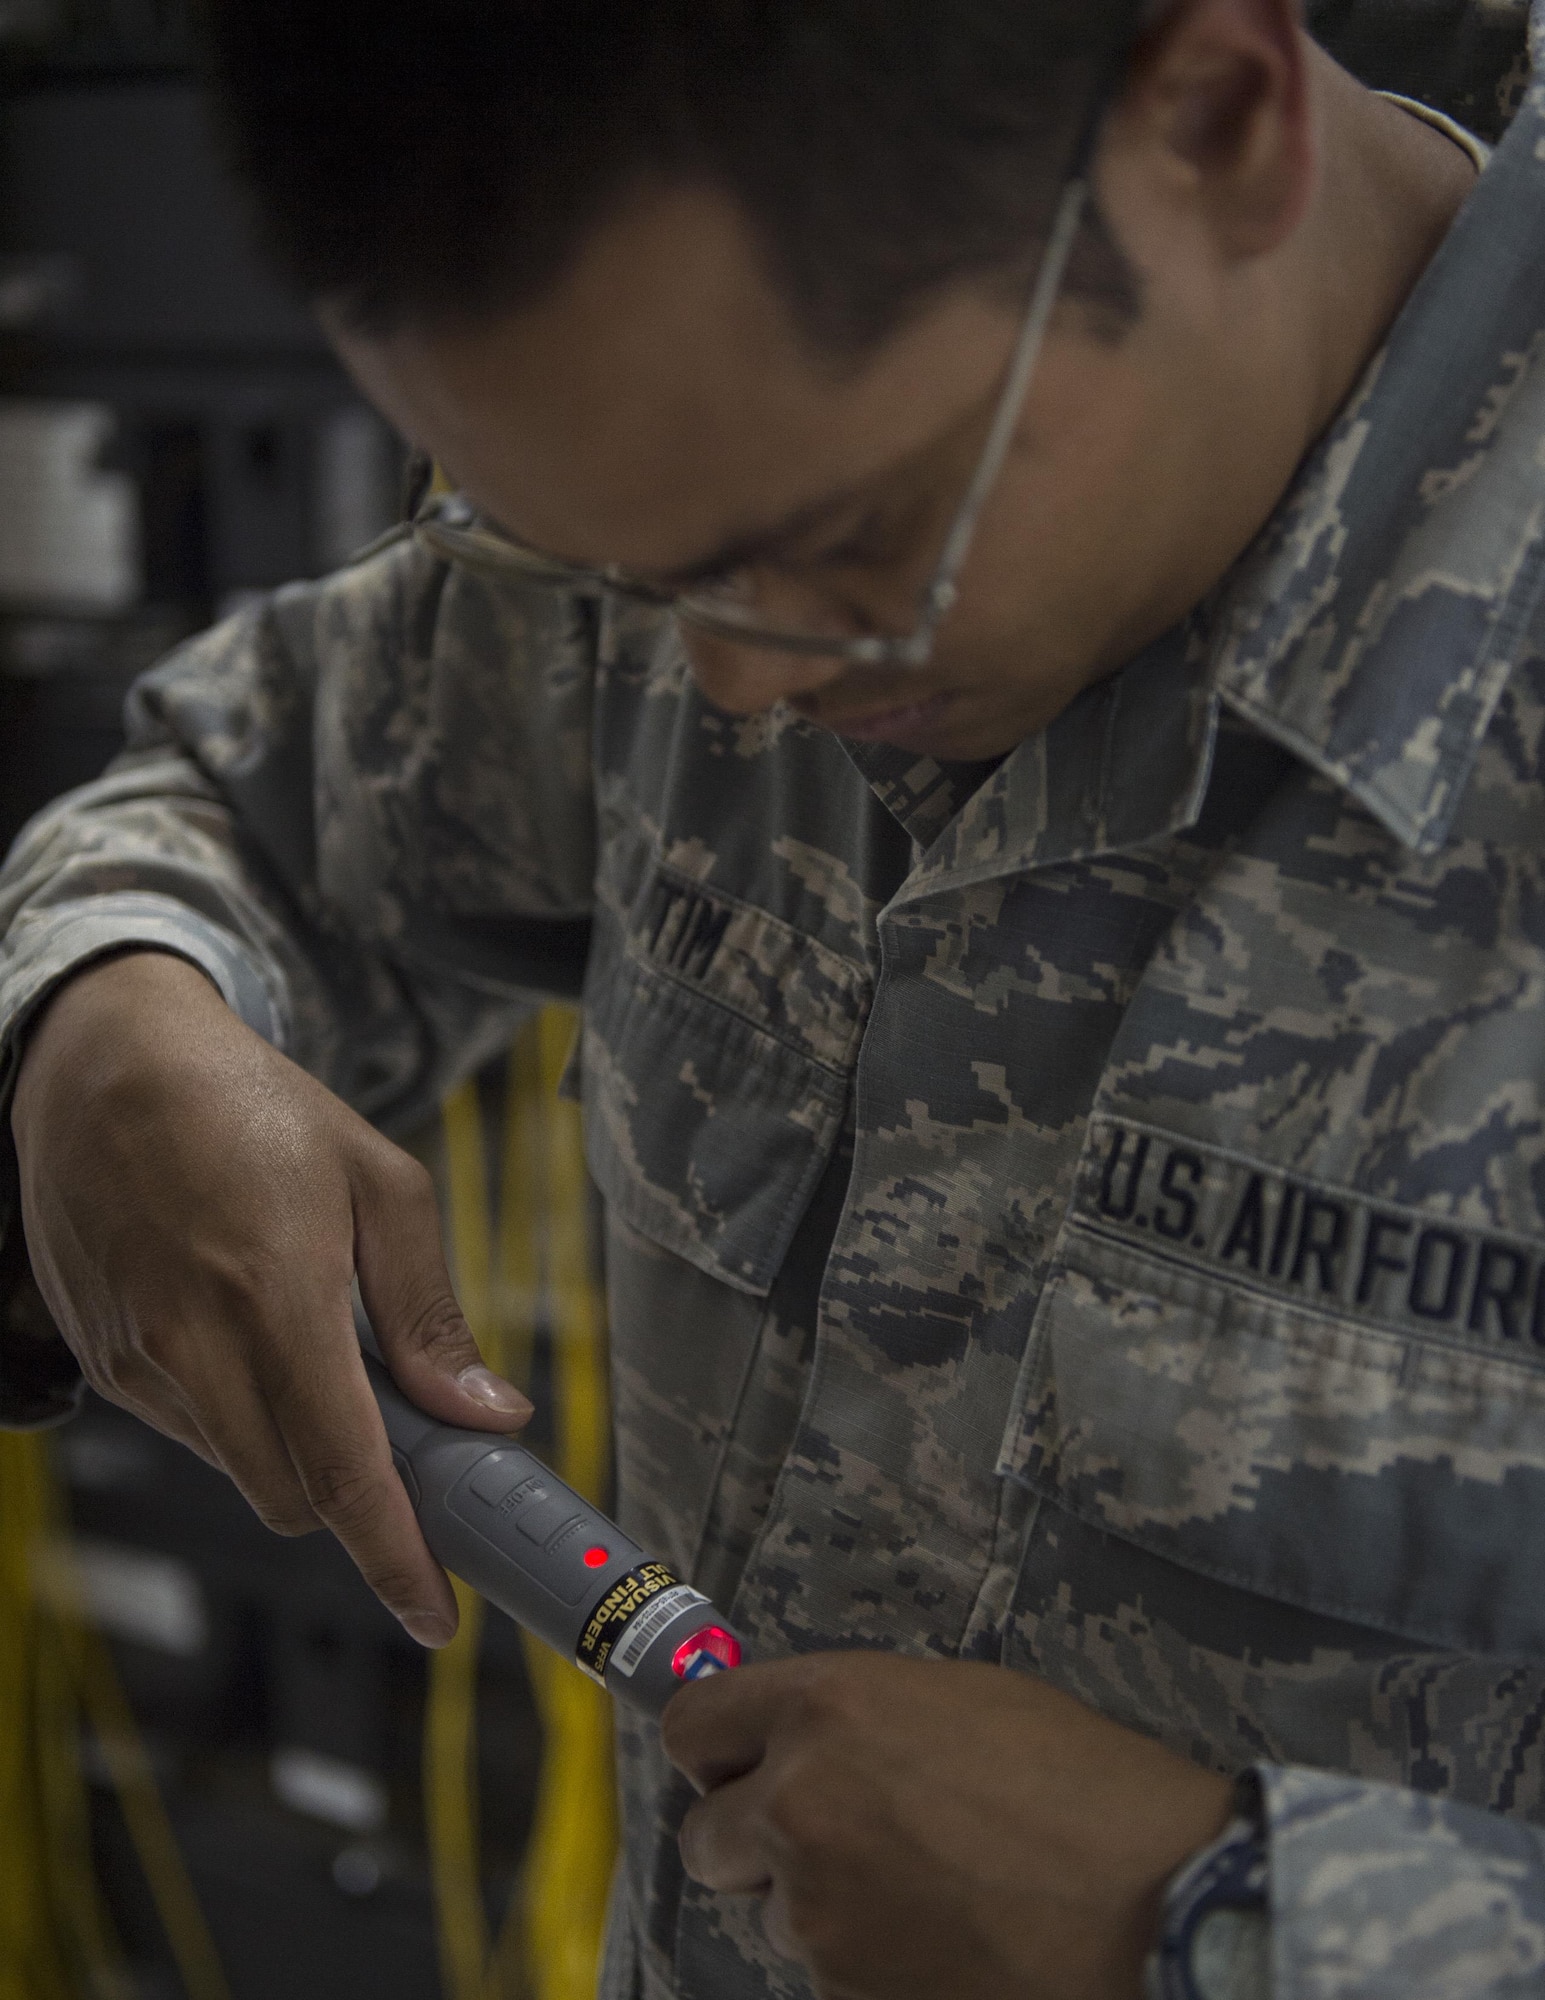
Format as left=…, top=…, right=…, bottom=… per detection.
left=203, top=0, right=1147, bottom=359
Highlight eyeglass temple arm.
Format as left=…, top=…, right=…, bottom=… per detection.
left=915, top=172, right=1092, bottom=644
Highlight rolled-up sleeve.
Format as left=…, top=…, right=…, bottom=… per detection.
left=1259, top=1765, right=1545, bottom=1997
left=0, top=527, right=600, bottom=1426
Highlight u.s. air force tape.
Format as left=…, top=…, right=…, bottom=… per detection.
left=575, top=1561, right=711, bottom=1683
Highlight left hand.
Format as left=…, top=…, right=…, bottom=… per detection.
left=662, top=1651, right=1234, bottom=2000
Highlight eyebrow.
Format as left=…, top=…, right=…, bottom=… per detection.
left=507, top=370, right=993, bottom=587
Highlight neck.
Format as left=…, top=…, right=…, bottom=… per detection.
left=1115, top=48, right=1479, bottom=670
left=1299, top=45, right=1479, bottom=442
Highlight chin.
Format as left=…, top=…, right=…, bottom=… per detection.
left=818, top=685, right=1035, bottom=760
left=940, top=718, right=1035, bottom=760
left=910, top=703, right=1046, bottom=763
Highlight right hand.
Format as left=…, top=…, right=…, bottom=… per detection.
left=11, top=949, right=532, bottom=1645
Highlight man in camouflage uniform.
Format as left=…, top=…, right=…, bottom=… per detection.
left=4, top=0, right=1545, bottom=1994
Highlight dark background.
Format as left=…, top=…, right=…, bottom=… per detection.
left=0, top=0, right=403, bottom=856
left=1, top=9, right=541, bottom=1998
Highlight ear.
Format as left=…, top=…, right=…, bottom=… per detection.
left=1108, top=0, right=1313, bottom=264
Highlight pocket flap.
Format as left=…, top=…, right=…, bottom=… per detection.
left=582, top=954, right=851, bottom=1297
left=1000, top=1118, right=1545, bottom=1655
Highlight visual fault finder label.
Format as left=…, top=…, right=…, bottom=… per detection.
left=575, top=1561, right=708, bottom=1683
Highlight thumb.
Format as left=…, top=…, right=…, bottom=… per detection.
left=353, top=1144, right=533, bottom=1432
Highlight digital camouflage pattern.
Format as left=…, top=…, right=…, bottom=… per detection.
left=3, top=6, right=1545, bottom=1996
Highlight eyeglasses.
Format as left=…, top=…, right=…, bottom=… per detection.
left=411, top=170, right=1092, bottom=672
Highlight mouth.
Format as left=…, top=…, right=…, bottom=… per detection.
left=794, top=690, right=955, bottom=752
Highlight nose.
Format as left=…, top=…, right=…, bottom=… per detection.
left=678, top=625, right=848, bottom=715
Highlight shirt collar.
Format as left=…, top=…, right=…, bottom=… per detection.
left=876, top=614, right=1220, bottom=907
left=862, top=66, right=1545, bottom=890
left=1210, top=72, right=1545, bottom=857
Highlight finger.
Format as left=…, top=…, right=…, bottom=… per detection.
left=353, top=1142, right=533, bottom=1431
left=662, top=1659, right=810, bottom=1792
left=252, top=1297, right=460, bottom=1646
left=83, top=1344, right=227, bottom=1476
left=100, top=1291, right=328, bottom=1533
left=134, top=1332, right=326, bottom=1537
left=759, top=1883, right=803, bottom=1966
left=679, top=1770, right=777, bottom=1895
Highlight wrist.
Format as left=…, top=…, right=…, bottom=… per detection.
left=15, top=949, right=227, bottom=1116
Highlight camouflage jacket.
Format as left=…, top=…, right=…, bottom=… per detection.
left=4, top=5, right=1545, bottom=1995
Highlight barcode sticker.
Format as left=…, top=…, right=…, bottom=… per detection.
left=574, top=1561, right=679, bottom=1682
left=611, top=1585, right=709, bottom=1678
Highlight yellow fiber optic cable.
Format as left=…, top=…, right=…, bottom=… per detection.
left=7, top=1426, right=232, bottom=2000
left=1, top=1429, right=82, bottom=2000
left=4, top=1426, right=134, bottom=2000
left=536, top=1009, right=610, bottom=1511
left=33, top=1599, right=129, bottom=2000
left=434, top=1078, right=500, bottom=2000
left=495, top=1024, right=547, bottom=1400
left=425, top=1574, right=493, bottom=2000
left=444, top=1075, right=497, bottom=1366
left=434, top=1014, right=618, bottom=2000
left=69, top=1616, right=235, bottom=2000
left=477, top=1026, right=546, bottom=2000
left=497, top=1011, right=617, bottom=2000
left=510, top=1644, right=616, bottom=2000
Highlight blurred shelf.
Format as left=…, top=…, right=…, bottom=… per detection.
left=1, top=0, right=199, bottom=80
left=61, top=1389, right=544, bottom=2000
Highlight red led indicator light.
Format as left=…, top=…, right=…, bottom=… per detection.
left=671, top=1626, right=743, bottom=1680
left=583, top=1545, right=609, bottom=1569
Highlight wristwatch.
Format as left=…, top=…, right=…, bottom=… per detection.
left=1146, top=1780, right=1269, bottom=2000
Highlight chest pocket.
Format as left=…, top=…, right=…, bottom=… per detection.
left=580, top=857, right=866, bottom=1296
left=1000, top=1113, right=1545, bottom=1656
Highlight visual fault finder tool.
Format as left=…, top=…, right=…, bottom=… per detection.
left=366, top=1353, right=745, bottom=1715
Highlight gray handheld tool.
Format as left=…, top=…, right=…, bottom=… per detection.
left=366, top=1353, right=745, bottom=1715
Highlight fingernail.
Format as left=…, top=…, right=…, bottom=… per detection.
left=456, top=1365, right=533, bottom=1418
left=403, top=1609, right=455, bottom=1648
